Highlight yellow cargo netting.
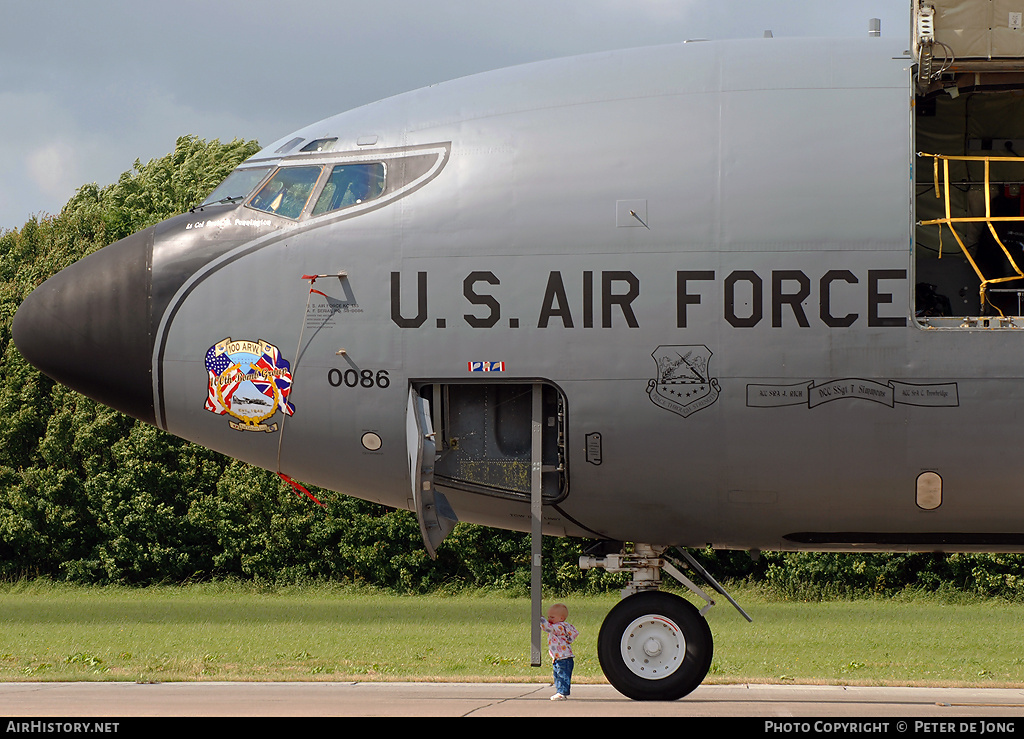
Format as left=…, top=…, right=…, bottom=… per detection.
left=918, top=152, right=1024, bottom=316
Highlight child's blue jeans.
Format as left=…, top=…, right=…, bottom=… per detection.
left=553, top=657, right=574, bottom=696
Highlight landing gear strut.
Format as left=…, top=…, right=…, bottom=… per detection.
left=581, top=543, right=751, bottom=701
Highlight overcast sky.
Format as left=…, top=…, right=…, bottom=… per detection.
left=0, top=0, right=909, bottom=232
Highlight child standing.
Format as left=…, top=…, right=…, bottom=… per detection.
left=540, top=603, right=578, bottom=700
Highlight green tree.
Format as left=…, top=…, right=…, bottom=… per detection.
left=0, top=136, right=258, bottom=583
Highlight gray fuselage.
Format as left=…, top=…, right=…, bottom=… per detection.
left=16, top=35, right=1021, bottom=553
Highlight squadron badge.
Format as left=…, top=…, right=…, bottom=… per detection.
left=647, top=345, right=720, bottom=418
left=204, top=337, right=295, bottom=432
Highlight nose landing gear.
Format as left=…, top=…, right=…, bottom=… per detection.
left=598, top=590, right=712, bottom=700
left=582, top=543, right=751, bottom=701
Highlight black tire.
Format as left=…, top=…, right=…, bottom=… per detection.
left=597, top=591, right=713, bottom=701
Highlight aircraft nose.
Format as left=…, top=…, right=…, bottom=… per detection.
left=12, top=227, right=156, bottom=424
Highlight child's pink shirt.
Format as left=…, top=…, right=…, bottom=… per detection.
left=540, top=618, right=578, bottom=660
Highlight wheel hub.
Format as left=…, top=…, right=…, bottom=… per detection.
left=620, top=614, right=685, bottom=680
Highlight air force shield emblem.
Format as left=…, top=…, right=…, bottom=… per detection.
left=647, top=345, right=721, bottom=418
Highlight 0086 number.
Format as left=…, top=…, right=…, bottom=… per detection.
left=327, top=368, right=391, bottom=389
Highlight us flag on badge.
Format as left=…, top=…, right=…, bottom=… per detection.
left=204, top=337, right=295, bottom=433
left=205, top=346, right=237, bottom=414
left=468, top=361, right=505, bottom=372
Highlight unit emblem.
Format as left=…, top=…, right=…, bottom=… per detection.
left=204, top=337, right=295, bottom=432
left=647, top=345, right=720, bottom=418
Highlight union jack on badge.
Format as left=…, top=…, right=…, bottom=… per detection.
left=205, top=337, right=295, bottom=432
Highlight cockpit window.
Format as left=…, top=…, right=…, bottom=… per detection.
left=201, top=166, right=273, bottom=206
left=310, top=163, right=386, bottom=216
left=275, top=137, right=304, bottom=154
left=248, top=166, right=322, bottom=220
left=300, top=138, right=338, bottom=153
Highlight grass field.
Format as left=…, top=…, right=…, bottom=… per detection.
left=1, top=581, right=1022, bottom=686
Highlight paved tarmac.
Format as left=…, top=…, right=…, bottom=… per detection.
left=3, top=682, right=1024, bottom=718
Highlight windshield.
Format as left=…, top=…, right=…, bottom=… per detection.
left=248, top=166, right=323, bottom=220
left=310, top=163, right=386, bottom=216
left=201, top=167, right=273, bottom=206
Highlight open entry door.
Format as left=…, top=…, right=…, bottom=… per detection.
left=424, top=382, right=567, bottom=503
left=406, top=386, right=458, bottom=559
left=914, top=0, right=1024, bottom=324
left=410, top=381, right=566, bottom=665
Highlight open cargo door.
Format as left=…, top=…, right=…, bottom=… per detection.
left=914, top=1, right=1024, bottom=324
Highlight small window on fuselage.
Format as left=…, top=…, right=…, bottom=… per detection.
left=300, top=138, right=338, bottom=153
left=248, top=166, right=323, bottom=220
left=310, top=163, right=386, bottom=216
left=275, top=137, right=305, bottom=154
